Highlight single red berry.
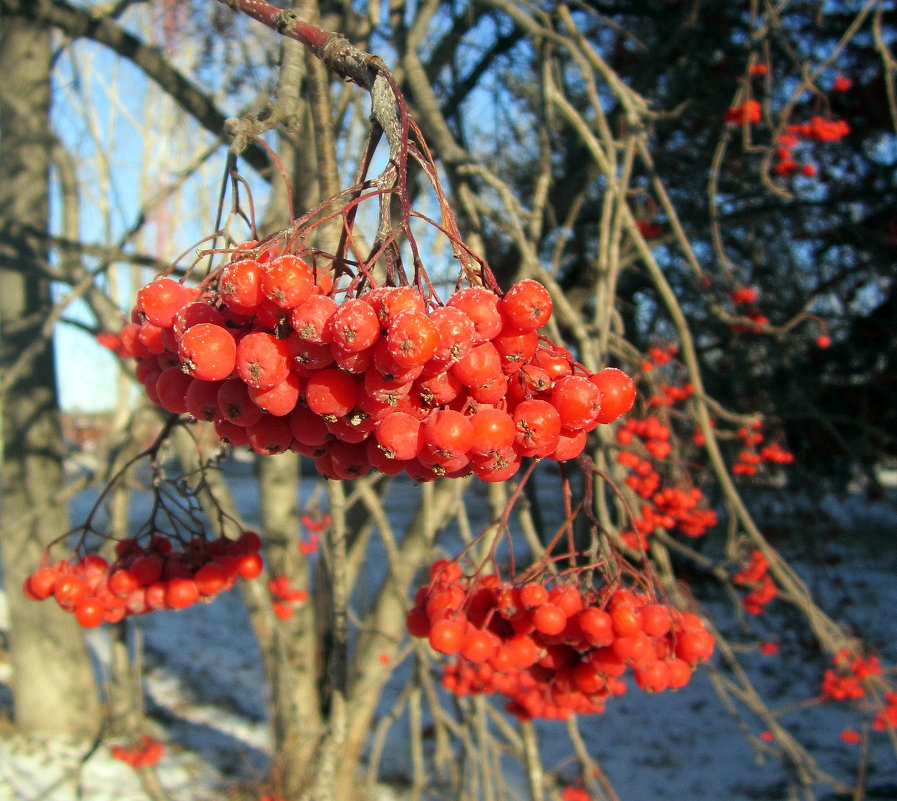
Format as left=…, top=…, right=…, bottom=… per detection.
left=531, top=603, right=567, bottom=635
left=155, top=367, right=193, bottom=414
left=468, top=407, right=516, bottom=456
left=492, top=325, right=539, bottom=374
left=74, top=597, right=105, bottom=628
left=217, top=377, right=264, bottom=427
left=178, top=323, right=237, bottom=382
left=53, top=575, right=87, bottom=608
left=236, top=552, right=263, bottom=580
left=136, top=277, right=197, bottom=328
left=305, top=368, right=360, bottom=418
left=236, top=331, right=291, bottom=390
left=590, top=367, right=636, bottom=424
left=423, top=409, right=474, bottom=458
left=260, top=254, right=315, bottom=309
left=428, top=618, right=466, bottom=654
left=634, top=660, right=670, bottom=693
left=166, top=578, right=200, bottom=609
left=500, top=279, right=552, bottom=330
left=451, top=341, right=502, bottom=388
left=218, top=258, right=264, bottom=311
left=289, top=295, right=338, bottom=343
left=248, top=373, right=302, bottom=417
left=247, top=415, right=294, bottom=455
left=406, top=606, right=430, bottom=638
left=578, top=607, right=614, bottom=646
left=428, top=306, right=476, bottom=364
left=326, top=298, right=380, bottom=353
left=461, top=629, right=498, bottom=663
left=375, top=411, right=423, bottom=460
left=184, top=378, right=223, bottom=422
left=513, top=399, right=562, bottom=457
left=550, top=375, right=602, bottom=430
left=387, top=311, right=440, bottom=368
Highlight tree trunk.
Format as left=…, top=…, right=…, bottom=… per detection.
left=0, top=17, right=101, bottom=737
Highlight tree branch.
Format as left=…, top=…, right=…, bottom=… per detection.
left=0, top=0, right=272, bottom=175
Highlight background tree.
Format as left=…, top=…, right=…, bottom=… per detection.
left=0, top=14, right=101, bottom=737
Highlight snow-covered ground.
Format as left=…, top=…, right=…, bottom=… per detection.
left=1, top=468, right=896, bottom=801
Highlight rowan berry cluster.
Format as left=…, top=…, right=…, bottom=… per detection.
left=731, top=286, right=760, bottom=305
left=873, top=693, right=897, bottom=731
left=732, top=423, right=794, bottom=476
left=269, top=575, right=309, bottom=620
left=615, top=415, right=717, bottom=548
left=638, top=343, right=677, bottom=374
left=724, top=99, right=762, bottom=125
left=110, top=736, right=164, bottom=768
left=406, top=561, right=714, bottom=721
left=821, top=649, right=882, bottom=701
left=115, top=250, right=635, bottom=483
left=648, top=382, right=693, bottom=408
left=23, top=531, right=263, bottom=627
left=732, top=550, right=778, bottom=615
left=774, top=116, right=850, bottom=177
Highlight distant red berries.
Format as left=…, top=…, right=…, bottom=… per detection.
left=725, top=99, right=762, bottom=125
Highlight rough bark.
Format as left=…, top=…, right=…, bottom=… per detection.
left=0, top=17, right=101, bottom=736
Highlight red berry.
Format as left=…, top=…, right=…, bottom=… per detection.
left=178, top=324, right=237, bottom=382
left=675, top=628, right=715, bottom=665
left=74, top=598, right=104, bottom=628
left=590, top=368, right=636, bottom=424
left=513, top=399, right=562, bottom=457
left=500, top=279, right=552, bottom=330
left=468, top=407, right=516, bottom=455
left=236, top=331, right=291, bottom=390
left=248, top=373, right=302, bottom=417
left=423, top=409, right=474, bottom=458
left=247, top=415, right=294, bottom=455
left=106, top=570, right=135, bottom=599
left=217, top=377, right=264, bottom=427
left=290, top=295, right=338, bottom=343
left=428, top=618, right=466, bottom=654
left=184, top=378, right=223, bottom=422
left=387, top=311, right=440, bottom=368
left=236, top=552, right=263, bottom=580
left=451, top=341, right=502, bottom=388
left=518, top=582, right=549, bottom=608
left=375, top=411, right=423, bottom=460
left=634, top=660, right=670, bottom=693
left=326, top=298, right=380, bottom=353
left=27, top=567, right=60, bottom=600
left=219, top=258, right=264, bottom=311
left=550, top=375, right=602, bottom=430
left=166, top=578, right=200, bottom=609
left=260, top=254, right=315, bottom=309
left=578, top=607, right=614, bottom=646
left=428, top=306, right=476, bottom=364
left=461, top=629, right=497, bottom=663
left=155, top=367, right=193, bottom=414
left=136, top=277, right=196, bottom=327
left=305, top=368, right=360, bottom=418
left=406, top=606, right=430, bottom=638
left=531, top=603, right=567, bottom=635
left=53, top=575, right=87, bottom=608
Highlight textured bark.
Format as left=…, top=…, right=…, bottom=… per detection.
left=0, top=17, right=101, bottom=735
